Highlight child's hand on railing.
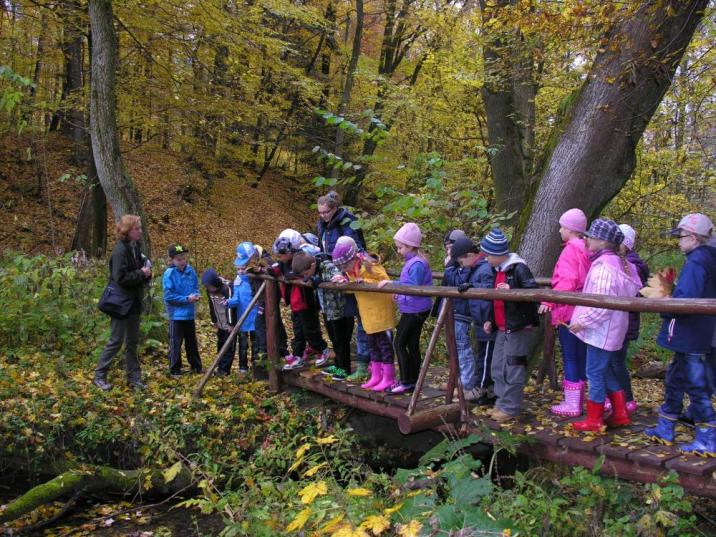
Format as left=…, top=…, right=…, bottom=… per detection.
left=569, top=322, right=584, bottom=334
left=538, top=304, right=552, bottom=314
left=483, top=321, right=492, bottom=334
left=330, top=274, right=348, bottom=283
left=377, top=279, right=391, bottom=289
left=496, top=282, right=510, bottom=290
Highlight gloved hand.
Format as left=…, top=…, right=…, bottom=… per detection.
left=457, top=282, right=472, bottom=293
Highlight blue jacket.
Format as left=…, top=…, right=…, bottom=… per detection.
left=226, top=274, right=258, bottom=332
left=440, top=259, right=495, bottom=340
left=163, top=265, right=199, bottom=320
left=657, top=245, right=716, bottom=354
left=317, top=207, right=366, bottom=257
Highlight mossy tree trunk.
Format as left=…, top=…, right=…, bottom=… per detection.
left=518, top=0, right=707, bottom=276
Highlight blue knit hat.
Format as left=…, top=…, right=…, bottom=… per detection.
left=201, top=268, right=222, bottom=288
left=234, top=241, right=257, bottom=266
left=480, top=228, right=510, bottom=256
left=584, top=219, right=624, bottom=245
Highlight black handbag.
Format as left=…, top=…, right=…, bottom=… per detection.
left=98, top=281, right=134, bottom=319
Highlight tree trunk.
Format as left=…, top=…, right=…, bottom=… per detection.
left=0, top=463, right=193, bottom=523
left=479, top=0, right=536, bottom=224
left=518, top=0, right=707, bottom=276
left=89, top=0, right=151, bottom=255
left=71, top=146, right=107, bottom=257
left=332, top=0, right=364, bottom=174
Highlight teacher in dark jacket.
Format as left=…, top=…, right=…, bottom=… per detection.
left=94, top=214, right=152, bottom=391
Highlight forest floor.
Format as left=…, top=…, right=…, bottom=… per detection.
left=0, top=133, right=316, bottom=270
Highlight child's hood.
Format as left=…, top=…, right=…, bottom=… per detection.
left=497, top=252, right=527, bottom=272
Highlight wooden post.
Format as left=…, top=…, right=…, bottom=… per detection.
left=536, top=311, right=558, bottom=390
left=264, top=278, right=282, bottom=393
left=407, top=300, right=448, bottom=416
left=193, top=281, right=267, bottom=399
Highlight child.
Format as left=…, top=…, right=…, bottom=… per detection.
left=226, top=242, right=260, bottom=374
left=645, top=213, right=716, bottom=456
left=538, top=208, right=591, bottom=417
left=272, top=230, right=330, bottom=370
left=201, top=268, right=236, bottom=376
left=243, top=241, right=283, bottom=378
left=292, top=251, right=354, bottom=380
left=453, top=237, right=496, bottom=402
left=163, top=244, right=202, bottom=376
left=331, top=236, right=397, bottom=391
left=570, top=219, right=641, bottom=432
left=377, top=223, right=433, bottom=394
left=480, top=228, right=540, bottom=422
left=614, top=224, right=649, bottom=413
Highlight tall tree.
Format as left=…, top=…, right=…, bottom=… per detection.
left=518, top=0, right=708, bottom=276
left=479, top=0, right=537, bottom=222
left=88, top=0, right=150, bottom=253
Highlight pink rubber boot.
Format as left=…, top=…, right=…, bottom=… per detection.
left=372, top=363, right=396, bottom=392
left=550, top=380, right=583, bottom=417
left=361, top=362, right=383, bottom=390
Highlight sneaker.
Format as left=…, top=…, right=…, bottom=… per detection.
left=93, top=378, right=112, bottom=391
left=315, top=349, right=331, bottom=367
left=238, top=368, right=249, bottom=374
left=169, top=371, right=184, bottom=378
left=387, top=383, right=414, bottom=395
left=214, top=369, right=230, bottom=377
left=322, top=365, right=341, bottom=376
left=128, top=381, right=147, bottom=390
left=282, top=356, right=306, bottom=371
left=192, top=368, right=204, bottom=375
left=331, top=368, right=348, bottom=381
left=490, top=408, right=515, bottom=422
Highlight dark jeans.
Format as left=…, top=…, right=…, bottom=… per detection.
left=326, top=316, right=355, bottom=372
left=558, top=325, right=587, bottom=382
left=394, top=311, right=428, bottom=385
left=367, top=330, right=394, bottom=364
left=95, top=313, right=141, bottom=383
left=168, top=319, right=202, bottom=373
left=660, top=352, right=715, bottom=423
left=293, top=308, right=326, bottom=356
left=612, top=341, right=634, bottom=401
left=239, top=331, right=258, bottom=369
left=217, top=329, right=237, bottom=373
left=476, top=338, right=495, bottom=389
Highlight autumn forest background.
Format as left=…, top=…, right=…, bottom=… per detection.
left=0, top=0, right=715, bottom=535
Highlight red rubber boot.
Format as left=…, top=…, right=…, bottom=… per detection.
left=572, top=400, right=605, bottom=432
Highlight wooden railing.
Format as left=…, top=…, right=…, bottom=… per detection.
left=248, top=273, right=715, bottom=433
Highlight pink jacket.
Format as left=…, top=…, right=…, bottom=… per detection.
left=543, top=238, right=591, bottom=325
left=571, top=251, right=641, bottom=351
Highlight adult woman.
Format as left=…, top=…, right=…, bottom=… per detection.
left=94, top=215, right=152, bottom=391
left=315, top=191, right=368, bottom=380
left=316, top=191, right=366, bottom=255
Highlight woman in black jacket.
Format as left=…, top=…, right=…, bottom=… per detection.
left=94, top=215, right=152, bottom=390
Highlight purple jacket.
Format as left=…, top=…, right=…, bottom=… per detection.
left=625, top=250, right=650, bottom=341
left=396, top=253, right=433, bottom=314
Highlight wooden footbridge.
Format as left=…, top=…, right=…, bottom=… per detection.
left=195, top=271, right=716, bottom=498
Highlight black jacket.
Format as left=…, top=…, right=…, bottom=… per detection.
left=108, top=240, right=149, bottom=310
left=490, top=254, right=540, bottom=333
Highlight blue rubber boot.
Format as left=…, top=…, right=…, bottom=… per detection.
left=679, top=422, right=716, bottom=457
left=644, top=412, right=677, bottom=446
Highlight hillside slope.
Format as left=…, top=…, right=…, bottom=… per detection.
left=0, top=134, right=315, bottom=271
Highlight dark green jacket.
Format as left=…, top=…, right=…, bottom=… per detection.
left=109, top=240, right=148, bottom=305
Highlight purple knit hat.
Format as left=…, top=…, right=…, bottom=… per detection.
left=559, top=208, right=588, bottom=233
left=332, top=236, right=358, bottom=267
left=394, top=222, right=422, bottom=248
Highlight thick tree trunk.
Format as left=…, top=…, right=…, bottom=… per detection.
left=89, top=0, right=151, bottom=254
left=479, top=0, right=536, bottom=223
left=0, top=463, right=193, bottom=523
left=519, top=0, right=707, bottom=276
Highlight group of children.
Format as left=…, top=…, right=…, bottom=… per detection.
left=158, top=204, right=715, bottom=457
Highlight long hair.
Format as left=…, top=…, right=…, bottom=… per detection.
left=116, top=215, right=141, bottom=241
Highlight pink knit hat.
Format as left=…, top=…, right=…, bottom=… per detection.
left=393, top=223, right=422, bottom=248
left=559, top=208, right=587, bottom=233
